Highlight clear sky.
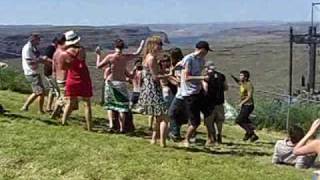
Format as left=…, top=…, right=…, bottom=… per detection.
left=0, top=0, right=317, bottom=25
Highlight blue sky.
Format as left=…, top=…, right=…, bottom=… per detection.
left=0, top=0, right=317, bottom=25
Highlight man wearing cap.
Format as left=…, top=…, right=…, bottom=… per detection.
left=202, top=62, right=228, bottom=146
left=180, top=41, right=212, bottom=147
left=21, top=33, right=46, bottom=113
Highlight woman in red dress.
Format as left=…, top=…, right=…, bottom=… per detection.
left=61, top=31, right=92, bottom=131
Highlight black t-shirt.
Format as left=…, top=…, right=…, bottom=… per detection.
left=205, top=71, right=226, bottom=105
left=44, top=45, right=56, bottom=77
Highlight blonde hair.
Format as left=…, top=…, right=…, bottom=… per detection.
left=143, top=36, right=163, bottom=63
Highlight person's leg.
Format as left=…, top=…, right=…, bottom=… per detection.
left=107, top=110, right=114, bottom=129
left=181, top=95, right=201, bottom=147
left=168, top=97, right=182, bottom=139
left=46, top=88, right=54, bottom=112
left=159, top=115, right=168, bottom=147
left=148, top=115, right=154, bottom=131
left=38, top=93, right=45, bottom=113
left=83, top=97, right=92, bottom=131
left=21, top=93, right=38, bottom=111
left=151, top=116, right=160, bottom=145
left=236, top=105, right=255, bottom=141
left=119, top=112, right=126, bottom=133
left=61, top=98, right=74, bottom=125
left=204, top=113, right=216, bottom=146
left=215, top=104, right=225, bottom=144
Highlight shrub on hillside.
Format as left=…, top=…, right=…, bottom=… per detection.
left=0, top=68, right=31, bottom=94
left=254, top=98, right=320, bottom=131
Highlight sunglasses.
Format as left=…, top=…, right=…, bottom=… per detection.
left=70, top=44, right=81, bottom=49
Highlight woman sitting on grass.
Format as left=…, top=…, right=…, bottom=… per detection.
left=294, top=119, right=320, bottom=157
left=272, top=125, right=316, bottom=169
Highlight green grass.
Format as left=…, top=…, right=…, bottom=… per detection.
left=0, top=90, right=314, bottom=180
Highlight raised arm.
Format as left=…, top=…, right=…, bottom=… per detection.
left=132, top=40, right=145, bottom=56
left=294, top=119, right=320, bottom=156
left=95, top=47, right=111, bottom=69
left=230, top=74, right=240, bottom=85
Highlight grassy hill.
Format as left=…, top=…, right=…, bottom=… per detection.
left=0, top=90, right=313, bottom=180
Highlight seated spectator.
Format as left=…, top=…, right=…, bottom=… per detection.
left=294, top=119, right=320, bottom=158
left=272, top=125, right=316, bottom=169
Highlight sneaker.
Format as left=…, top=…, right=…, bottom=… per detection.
left=217, top=134, right=222, bottom=144
left=250, top=134, right=259, bottom=142
left=243, top=132, right=251, bottom=141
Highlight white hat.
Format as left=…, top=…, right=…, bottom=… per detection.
left=64, top=30, right=81, bottom=46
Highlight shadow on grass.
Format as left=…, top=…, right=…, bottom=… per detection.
left=1, top=113, right=59, bottom=126
left=172, top=145, right=272, bottom=157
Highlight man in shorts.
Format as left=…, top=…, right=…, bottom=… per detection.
left=21, top=33, right=46, bottom=113
left=202, top=63, right=228, bottom=146
left=180, top=41, right=212, bottom=147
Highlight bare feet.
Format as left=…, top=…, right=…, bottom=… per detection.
left=179, top=140, right=190, bottom=148
left=205, top=140, right=216, bottom=148
left=150, top=139, right=156, bottom=145
left=20, top=106, right=28, bottom=112
left=160, top=143, right=166, bottom=148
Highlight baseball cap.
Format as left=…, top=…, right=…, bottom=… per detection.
left=196, top=41, right=213, bottom=51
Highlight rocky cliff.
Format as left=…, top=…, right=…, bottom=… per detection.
left=0, top=25, right=169, bottom=59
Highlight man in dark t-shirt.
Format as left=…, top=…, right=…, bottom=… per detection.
left=202, top=63, right=228, bottom=146
left=43, top=37, right=58, bottom=112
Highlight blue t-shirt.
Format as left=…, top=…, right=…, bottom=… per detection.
left=180, top=53, right=205, bottom=97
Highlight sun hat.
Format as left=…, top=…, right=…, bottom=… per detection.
left=64, top=30, right=81, bottom=46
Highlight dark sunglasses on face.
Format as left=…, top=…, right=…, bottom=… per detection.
left=70, top=44, right=81, bottom=49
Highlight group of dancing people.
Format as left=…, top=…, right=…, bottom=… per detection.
left=17, top=30, right=260, bottom=148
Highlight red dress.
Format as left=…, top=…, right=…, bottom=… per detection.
left=65, top=52, right=93, bottom=98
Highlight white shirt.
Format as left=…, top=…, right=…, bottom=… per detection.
left=22, top=41, right=39, bottom=75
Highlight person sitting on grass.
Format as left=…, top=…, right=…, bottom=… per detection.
left=272, top=125, right=316, bottom=169
left=293, top=119, right=320, bottom=160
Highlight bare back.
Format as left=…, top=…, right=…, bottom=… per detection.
left=105, top=53, right=135, bottom=81
left=53, top=48, right=69, bottom=82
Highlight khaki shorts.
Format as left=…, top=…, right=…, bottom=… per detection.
left=54, top=82, right=78, bottom=110
left=209, top=104, right=225, bottom=123
left=25, top=74, right=44, bottom=95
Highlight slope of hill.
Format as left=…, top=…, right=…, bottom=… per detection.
left=0, top=90, right=312, bottom=180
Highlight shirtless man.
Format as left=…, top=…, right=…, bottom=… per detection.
left=51, top=34, right=74, bottom=119
left=96, top=39, right=144, bottom=133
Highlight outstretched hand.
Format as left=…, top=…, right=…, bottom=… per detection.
left=95, top=46, right=102, bottom=55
